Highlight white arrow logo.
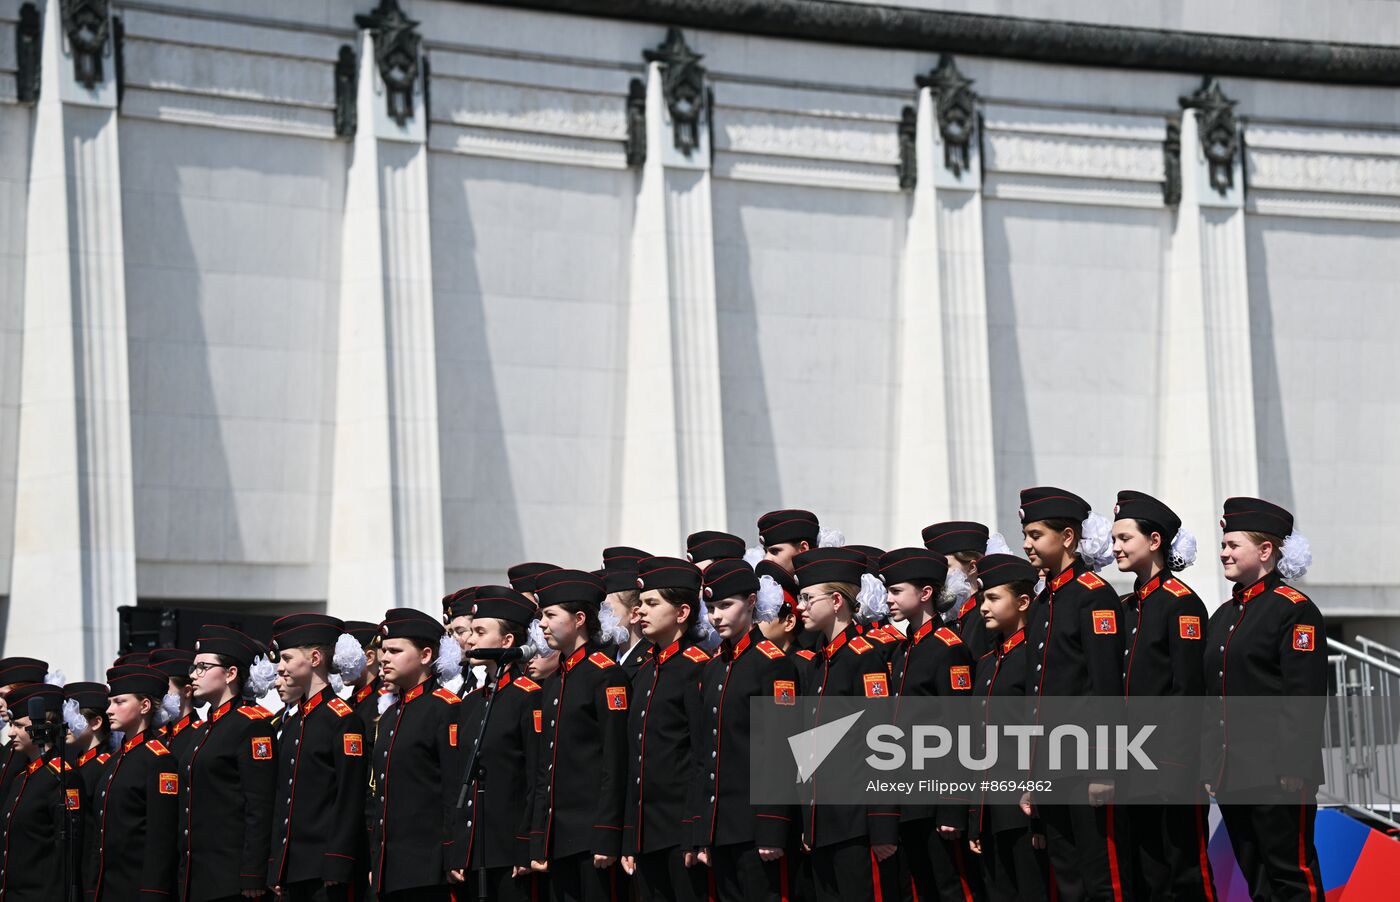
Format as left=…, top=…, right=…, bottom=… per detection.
left=788, top=711, right=864, bottom=782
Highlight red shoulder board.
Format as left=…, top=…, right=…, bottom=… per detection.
left=934, top=627, right=963, bottom=647
left=796, top=649, right=817, bottom=661
left=1276, top=586, right=1308, bottom=604
left=1162, top=579, right=1192, bottom=598
left=683, top=646, right=710, bottom=663
left=848, top=636, right=873, bottom=655
left=327, top=697, right=353, bottom=717
left=514, top=676, right=542, bottom=692
left=866, top=629, right=894, bottom=644
left=97, top=753, right=111, bottom=764
left=237, top=705, right=271, bottom=720
left=756, top=641, right=784, bottom=660
left=432, top=688, right=462, bottom=705
left=1077, top=572, right=1106, bottom=590
left=589, top=652, right=617, bottom=669
left=146, top=740, right=171, bottom=756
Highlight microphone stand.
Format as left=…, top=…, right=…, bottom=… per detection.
left=29, top=709, right=76, bottom=902
left=456, top=659, right=503, bottom=902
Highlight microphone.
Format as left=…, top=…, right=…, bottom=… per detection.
left=469, top=645, right=538, bottom=664
left=27, top=697, right=46, bottom=726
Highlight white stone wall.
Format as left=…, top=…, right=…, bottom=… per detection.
left=2, top=0, right=1399, bottom=673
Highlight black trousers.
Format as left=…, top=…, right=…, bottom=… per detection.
left=1218, top=797, right=1322, bottom=902
left=1126, top=804, right=1217, bottom=902
left=710, top=843, right=791, bottom=902
left=548, top=852, right=619, bottom=902
left=282, top=881, right=353, bottom=902
left=978, top=829, right=1049, bottom=902
left=633, top=847, right=706, bottom=902
left=1038, top=804, right=1133, bottom=902
left=809, top=837, right=902, bottom=902
left=900, top=819, right=985, bottom=902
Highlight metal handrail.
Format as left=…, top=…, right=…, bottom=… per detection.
left=1324, top=636, right=1400, bottom=834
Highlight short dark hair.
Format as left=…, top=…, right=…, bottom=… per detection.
left=1127, top=518, right=1173, bottom=571
left=213, top=654, right=246, bottom=697
left=556, top=602, right=601, bottom=641
left=654, top=587, right=699, bottom=625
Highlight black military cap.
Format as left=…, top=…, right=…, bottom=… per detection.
left=977, top=554, right=1039, bottom=591
left=845, top=544, right=884, bottom=574
left=702, top=558, right=759, bottom=601
left=601, top=547, right=649, bottom=594
left=380, top=608, right=444, bottom=643
left=471, top=586, right=538, bottom=626
left=112, top=651, right=151, bottom=667
left=508, top=562, right=561, bottom=594
left=878, top=548, right=948, bottom=586
left=0, top=657, right=49, bottom=687
left=105, top=666, right=167, bottom=698
left=535, top=569, right=606, bottom=610
left=1019, top=487, right=1091, bottom=524
left=636, top=557, right=702, bottom=594
left=757, top=509, right=819, bottom=547
left=443, top=586, right=478, bottom=621
left=1220, top=497, right=1294, bottom=537
left=147, top=648, right=195, bottom=680
left=792, top=547, right=867, bottom=587
left=686, top=532, right=745, bottom=564
left=194, top=625, right=265, bottom=670
left=344, top=621, right=380, bottom=649
left=64, top=682, right=110, bottom=711
left=271, top=613, right=346, bottom=651
left=922, top=521, right=990, bottom=556
left=5, top=682, right=63, bottom=718
left=754, top=559, right=797, bottom=600
left=1114, top=490, right=1183, bottom=542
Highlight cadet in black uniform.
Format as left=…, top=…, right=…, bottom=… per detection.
left=0, top=682, right=86, bottom=902
left=847, top=544, right=902, bottom=664
left=695, top=558, right=800, bottom=902
left=1019, top=487, right=1131, bottom=902
left=91, top=664, right=179, bottom=900
left=967, top=555, right=1047, bottom=902
left=147, top=649, right=204, bottom=762
left=0, top=657, right=51, bottom=806
left=879, top=548, right=980, bottom=902
left=1110, top=491, right=1215, bottom=902
left=449, top=586, right=545, bottom=902
left=620, top=557, right=710, bottom=902
left=528, top=569, right=630, bottom=902
left=445, top=587, right=482, bottom=697
left=369, top=608, right=466, bottom=901
left=1205, top=498, right=1326, bottom=902
left=342, top=621, right=384, bottom=728
left=179, top=625, right=277, bottom=902
left=601, top=547, right=653, bottom=680
left=753, top=561, right=821, bottom=697
left=924, top=521, right=997, bottom=661
left=686, top=531, right=745, bottom=570
left=265, top=614, right=369, bottom=902
left=62, top=679, right=110, bottom=898
left=758, top=509, right=821, bottom=573
left=508, top=562, right=563, bottom=608
left=793, top=547, right=901, bottom=902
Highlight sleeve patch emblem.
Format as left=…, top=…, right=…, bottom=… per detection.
left=1293, top=624, right=1316, bottom=652
left=1092, top=610, right=1118, bottom=635
left=862, top=672, right=889, bottom=698
left=159, top=773, right=178, bottom=795
left=65, top=788, right=81, bottom=810
left=605, top=686, right=629, bottom=711
left=950, top=665, right=971, bottom=691
left=773, top=681, right=796, bottom=706
left=343, top=734, right=364, bottom=756
left=533, top=710, right=543, bottom=733
left=251, top=737, right=273, bottom=760
left=448, top=724, right=459, bottom=747
left=1178, top=616, right=1202, bottom=639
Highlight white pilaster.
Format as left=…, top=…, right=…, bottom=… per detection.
left=327, top=33, right=444, bottom=620
left=619, top=60, right=726, bottom=548
left=1160, top=108, right=1257, bottom=607
left=8, top=0, right=134, bottom=677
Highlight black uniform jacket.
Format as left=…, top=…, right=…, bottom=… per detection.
left=178, top=701, right=277, bottom=901
left=163, top=715, right=204, bottom=764
left=369, top=678, right=466, bottom=893
left=454, top=665, right=544, bottom=870
left=69, top=743, right=110, bottom=897
left=952, top=597, right=993, bottom=662
left=970, top=631, right=1037, bottom=841
left=91, top=731, right=179, bottom=900
left=1202, top=572, right=1327, bottom=792
left=623, top=635, right=709, bottom=856
left=893, top=620, right=975, bottom=828
left=695, top=627, right=800, bottom=852
left=351, top=679, right=384, bottom=735
left=529, top=644, right=631, bottom=862
left=0, top=755, right=86, bottom=902
left=618, top=641, right=655, bottom=684
left=1121, top=572, right=1209, bottom=800
left=805, top=624, right=899, bottom=850
left=268, top=686, right=368, bottom=887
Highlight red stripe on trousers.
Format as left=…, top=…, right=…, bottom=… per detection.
left=1105, top=804, right=1124, bottom=902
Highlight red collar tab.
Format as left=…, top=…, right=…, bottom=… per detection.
left=496, top=671, right=513, bottom=691
left=1050, top=569, right=1075, bottom=592
left=122, top=732, right=148, bottom=754
left=1001, top=630, right=1026, bottom=654
left=1138, top=575, right=1162, bottom=601
left=657, top=640, right=681, bottom=664
left=726, top=630, right=754, bottom=662
left=1239, top=579, right=1269, bottom=604
left=303, top=688, right=329, bottom=715
left=563, top=646, right=588, bottom=674
left=78, top=747, right=99, bottom=766
left=824, top=631, right=850, bottom=658
left=210, top=700, right=233, bottom=723
left=912, top=620, right=935, bottom=645
left=354, top=681, right=376, bottom=703
left=25, top=758, right=45, bottom=776
left=403, top=683, right=426, bottom=704
left=958, top=598, right=978, bottom=619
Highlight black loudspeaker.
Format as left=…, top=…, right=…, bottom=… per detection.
left=118, top=605, right=279, bottom=653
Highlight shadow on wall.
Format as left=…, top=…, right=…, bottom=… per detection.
left=1244, top=216, right=1294, bottom=515
left=982, top=206, right=1035, bottom=535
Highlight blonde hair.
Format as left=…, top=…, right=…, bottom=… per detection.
left=812, top=581, right=860, bottom=617
left=613, top=589, right=642, bottom=610
left=952, top=551, right=981, bottom=566
left=1243, top=532, right=1283, bottom=570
